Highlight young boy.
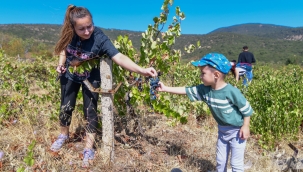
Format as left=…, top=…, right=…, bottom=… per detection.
left=157, top=53, right=253, bottom=172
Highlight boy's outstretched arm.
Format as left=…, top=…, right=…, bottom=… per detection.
left=157, top=82, right=186, bottom=95
left=239, top=116, right=250, bottom=140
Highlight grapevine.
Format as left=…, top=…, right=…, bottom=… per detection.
left=112, top=0, right=187, bottom=122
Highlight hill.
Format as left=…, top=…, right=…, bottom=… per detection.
left=0, top=23, right=303, bottom=64
left=177, top=32, right=303, bottom=64
left=209, top=23, right=303, bottom=40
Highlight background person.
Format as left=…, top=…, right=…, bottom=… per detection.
left=157, top=53, right=253, bottom=172
left=231, top=59, right=245, bottom=82
left=236, top=46, right=256, bottom=85
left=51, top=5, right=157, bottom=167
left=230, top=59, right=237, bottom=78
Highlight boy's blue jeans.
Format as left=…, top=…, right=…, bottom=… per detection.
left=216, top=125, right=247, bottom=172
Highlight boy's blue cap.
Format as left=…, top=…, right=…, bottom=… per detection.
left=191, top=53, right=231, bottom=74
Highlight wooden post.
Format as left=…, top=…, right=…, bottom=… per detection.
left=100, top=58, right=114, bottom=164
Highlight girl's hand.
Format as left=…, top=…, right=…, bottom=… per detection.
left=56, top=65, right=66, bottom=73
left=141, top=67, right=157, bottom=77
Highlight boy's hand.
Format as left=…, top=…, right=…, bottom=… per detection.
left=239, top=125, right=250, bottom=140
left=156, top=82, right=186, bottom=94
left=156, top=82, right=166, bottom=92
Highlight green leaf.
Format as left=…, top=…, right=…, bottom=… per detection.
left=164, top=110, right=171, bottom=117
left=169, top=0, right=173, bottom=5
left=177, top=108, right=184, bottom=114
left=68, top=66, right=74, bottom=73
left=24, top=157, right=31, bottom=165
left=175, top=7, right=180, bottom=16
left=29, top=140, right=36, bottom=150
left=197, top=40, right=200, bottom=47
left=28, top=152, right=34, bottom=157
left=30, top=159, right=35, bottom=166
left=151, top=41, right=157, bottom=49
left=179, top=12, right=186, bottom=20
left=180, top=117, right=188, bottom=124
left=0, top=104, right=7, bottom=114
left=172, top=112, right=180, bottom=118
left=17, top=167, right=25, bottom=172
left=153, top=17, right=159, bottom=23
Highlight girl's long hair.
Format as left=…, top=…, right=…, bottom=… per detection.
left=54, top=5, right=92, bottom=55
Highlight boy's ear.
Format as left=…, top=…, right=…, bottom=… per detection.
left=214, top=70, right=221, bottom=78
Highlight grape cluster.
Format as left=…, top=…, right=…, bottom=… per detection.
left=149, top=77, right=160, bottom=100
left=135, top=77, right=143, bottom=91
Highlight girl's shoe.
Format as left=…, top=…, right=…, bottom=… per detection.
left=82, top=148, right=95, bottom=168
left=50, top=134, right=68, bottom=152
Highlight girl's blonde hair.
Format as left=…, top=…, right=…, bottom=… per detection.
left=54, top=5, right=92, bottom=55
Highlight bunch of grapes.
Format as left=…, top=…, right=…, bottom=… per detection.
left=149, top=77, right=160, bottom=100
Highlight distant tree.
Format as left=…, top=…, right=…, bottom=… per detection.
left=285, top=55, right=298, bottom=65
left=23, top=38, right=34, bottom=58
left=7, top=38, right=24, bottom=57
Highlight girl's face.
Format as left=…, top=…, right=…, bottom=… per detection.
left=74, top=15, right=94, bottom=40
left=199, top=66, right=216, bottom=86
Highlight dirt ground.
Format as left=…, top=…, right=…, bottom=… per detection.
left=0, top=110, right=302, bottom=172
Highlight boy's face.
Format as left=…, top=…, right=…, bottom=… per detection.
left=199, top=66, right=216, bottom=86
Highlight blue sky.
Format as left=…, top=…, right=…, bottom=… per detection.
left=1, top=0, right=303, bottom=34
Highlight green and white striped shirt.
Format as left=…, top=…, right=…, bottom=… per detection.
left=186, top=84, right=253, bottom=126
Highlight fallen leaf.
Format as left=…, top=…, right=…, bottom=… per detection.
left=48, top=150, right=60, bottom=157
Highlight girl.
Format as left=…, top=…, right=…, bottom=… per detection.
left=51, top=5, right=157, bottom=167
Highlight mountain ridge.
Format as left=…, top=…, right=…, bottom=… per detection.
left=0, top=23, right=302, bottom=64
left=209, top=23, right=303, bottom=40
